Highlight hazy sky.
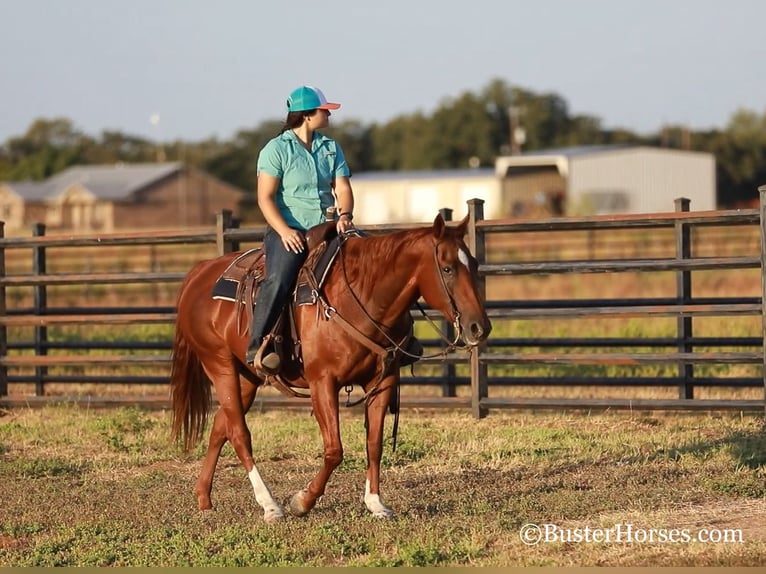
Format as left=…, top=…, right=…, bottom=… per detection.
left=1, top=0, right=764, bottom=143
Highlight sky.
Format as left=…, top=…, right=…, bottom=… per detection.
left=1, top=0, right=764, bottom=144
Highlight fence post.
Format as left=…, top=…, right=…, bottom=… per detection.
left=0, top=221, right=6, bottom=397
left=216, top=210, right=235, bottom=256
left=467, top=198, right=488, bottom=418
left=674, top=198, right=693, bottom=400
left=759, top=185, right=766, bottom=418
left=438, top=207, right=457, bottom=397
left=33, top=223, right=48, bottom=396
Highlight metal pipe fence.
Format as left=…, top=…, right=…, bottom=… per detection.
left=1, top=191, right=765, bottom=416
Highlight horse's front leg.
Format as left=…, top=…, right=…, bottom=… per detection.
left=289, top=377, right=342, bottom=517
left=363, top=374, right=397, bottom=518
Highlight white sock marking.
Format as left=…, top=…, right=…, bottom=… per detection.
left=364, top=478, right=394, bottom=518
left=248, top=466, right=283, bottom=520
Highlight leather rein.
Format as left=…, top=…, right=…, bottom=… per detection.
left=308, top=234, right=470, bottom=407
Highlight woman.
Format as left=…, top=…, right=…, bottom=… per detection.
left=246, top=86, right=355, bottom=372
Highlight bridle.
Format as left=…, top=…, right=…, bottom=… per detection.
left=305, top=232, right=476, bottom=448
left=415, top=239, right=474, bottom=352
left=320, top=234, right=472, bottom=371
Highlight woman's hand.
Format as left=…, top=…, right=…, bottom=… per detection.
left=336, top=213, right=354, bottom=234
left=280, top=228, right=305, bottom=253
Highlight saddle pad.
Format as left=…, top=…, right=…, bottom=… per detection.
left=211, top=247, right=263, bottom=302
left=212, top=278, right=240, bottom=302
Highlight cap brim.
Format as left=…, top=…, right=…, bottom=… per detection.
left=318, top=102, right=341, bottom=110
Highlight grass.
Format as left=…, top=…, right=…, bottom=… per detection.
left=1, top=405, right=765, bottom=566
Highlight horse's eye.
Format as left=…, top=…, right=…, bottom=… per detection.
left=442, top=266, right=454, bottom=275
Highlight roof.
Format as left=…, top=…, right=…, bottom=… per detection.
left=518, top=144, right=635, bottom=158
left=4, top=162, right=182, bottom=201
left=352, top=167, right=495, bottom=182
left=1, top=181, right=50, bottom=201
left=495, top=145, right=715, bottom=177
left=44, top=162, right=182, bottom=200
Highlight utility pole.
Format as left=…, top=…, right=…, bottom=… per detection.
left=508, top=106, right=525, bottom=155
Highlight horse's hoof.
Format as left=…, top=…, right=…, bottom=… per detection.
left=364, top=492, right=395, bottom=518
left=370, top=506, right=395, bottom=519
left=288, top=489, right=312, bottom=517
left=263, top=505, right=285, bottom=523
left=197, top=496, right=213, bottom=511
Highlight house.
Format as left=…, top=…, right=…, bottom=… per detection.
left=350, top=146, right=716, bottom=224
left=0, top=162, right=246, bottom=234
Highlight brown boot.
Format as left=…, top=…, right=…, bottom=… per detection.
left=246, top=340, right=281, bottom=374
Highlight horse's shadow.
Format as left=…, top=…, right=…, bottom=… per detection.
left=649, top=426, right=766, bottom=469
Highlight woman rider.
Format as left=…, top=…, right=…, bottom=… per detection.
left=246, top=85, right=422, bottom=373
left=245, top=86, right=354, bottom=373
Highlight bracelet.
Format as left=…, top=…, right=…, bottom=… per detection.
left=339, top=212, right=353, bottom=221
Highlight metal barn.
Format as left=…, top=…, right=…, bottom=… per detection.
left=494, top=145, right=716, bottom=217
left=351, top=145, right=716, bottom=224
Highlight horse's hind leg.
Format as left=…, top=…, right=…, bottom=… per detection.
left=363, top=375, right=396, bottom=518
left=202, top=362, right=284, bottom=522
left=196, top=374, right=260, bottom=511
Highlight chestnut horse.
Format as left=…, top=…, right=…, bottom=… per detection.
left=169, top=213, right=491, bottom=521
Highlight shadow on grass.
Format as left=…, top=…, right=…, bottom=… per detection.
left=653, top=427, right=766, bottom=469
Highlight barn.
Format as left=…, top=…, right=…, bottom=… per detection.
left=494, top=145, right=716, bottom=217
left=351, top=168, right=498, bottom=224
left=0, top=162, right=246, bottom=234
left=350, top=145, right=716, bottom=224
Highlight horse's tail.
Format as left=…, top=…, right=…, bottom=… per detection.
left=169, top=324, right=211, bottom=453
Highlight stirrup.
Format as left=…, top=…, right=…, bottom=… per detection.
left=246, top=340, right=281, bottom=374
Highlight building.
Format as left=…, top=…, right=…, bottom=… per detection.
left=0, top=162, right=246, bottom=234
left=352, top=168, right=500, bottom=224
left=350, top=146, right=716, bottom=224
left=495, top=145, right=716, bottom=217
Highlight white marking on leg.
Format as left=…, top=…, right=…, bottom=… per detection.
left=458, top=248, right=470, bottom=270
left=247, top=466, right=284, bottom=522
left=364, top=478, right=394, bottom=518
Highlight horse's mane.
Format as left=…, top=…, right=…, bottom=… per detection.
left=342, top=227, right=432, bottom=288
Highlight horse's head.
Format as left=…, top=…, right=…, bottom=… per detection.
left=417, top=213, right=492, bottom=347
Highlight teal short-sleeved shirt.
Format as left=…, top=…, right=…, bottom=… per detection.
left=257, top=130, right=351, bottom=231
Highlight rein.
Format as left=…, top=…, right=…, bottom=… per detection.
left=302, top=233, right=471, bottom=411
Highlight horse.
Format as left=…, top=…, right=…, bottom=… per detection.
left=169, top=213, right=491, bottom=522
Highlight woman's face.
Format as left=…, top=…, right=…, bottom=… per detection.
left=306, top=108, right=330, bottom=129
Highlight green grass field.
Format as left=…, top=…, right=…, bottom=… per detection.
left=1, top=405, right=765, bottom=566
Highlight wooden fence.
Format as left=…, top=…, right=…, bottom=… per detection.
left=1, top=188, right=765, bottom=417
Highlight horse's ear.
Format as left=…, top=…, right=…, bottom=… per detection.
left=456, top=213, right=470, bottom=236
left=433, top=212, right=446, bottom=239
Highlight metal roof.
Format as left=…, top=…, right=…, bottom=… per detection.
left=2, top=181, right=50, bottom=201
left=353, top=167, right=495, bottom=181
left=4, top=162, right=182, bottom=201
left=44, top=162, right=182, bottom=200
left=517, top=144, right=635, bottom=158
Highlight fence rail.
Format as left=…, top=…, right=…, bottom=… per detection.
left=2, top=192, right=766, bottom=416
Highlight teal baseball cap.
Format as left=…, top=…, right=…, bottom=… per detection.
left=286, top=86, right=341, bottom=112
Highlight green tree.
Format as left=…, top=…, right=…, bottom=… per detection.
left=1, top=117, right=88, bottom=180
left=369, top=113, right=434, bottom=170
left=428, top=91, right=495, bottom=168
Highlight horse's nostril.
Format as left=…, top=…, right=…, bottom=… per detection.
left=470, top=322, right=483, bottom=339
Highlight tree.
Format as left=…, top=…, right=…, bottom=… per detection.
left=1, top=117, right=88, bottom=180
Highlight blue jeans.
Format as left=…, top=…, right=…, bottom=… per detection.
left=248, top=228, right=308, bottom=351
